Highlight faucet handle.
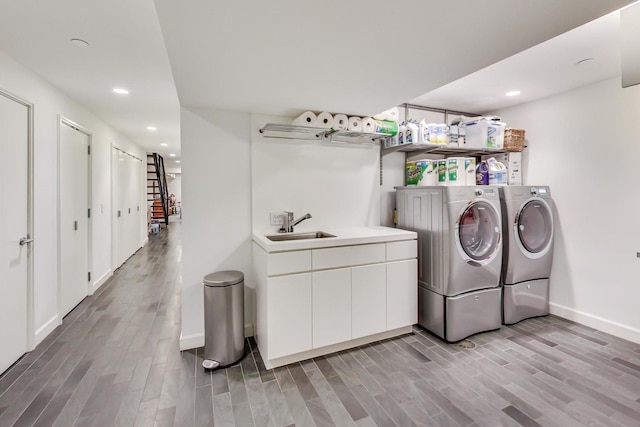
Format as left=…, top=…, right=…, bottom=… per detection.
left=279, top=211, right=294, bottom=233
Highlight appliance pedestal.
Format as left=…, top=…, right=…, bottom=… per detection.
left=419, top=286, right=502, bottom=342
left=502, top=278, right=550, bottom=325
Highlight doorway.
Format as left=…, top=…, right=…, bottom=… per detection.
left=58, top=118, right=91, bottom=317
left=0, top=89, right=34, bottom=373
left=112, top=147, right=143, bottom=269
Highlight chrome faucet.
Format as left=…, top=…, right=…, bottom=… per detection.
left=279, top=212, right=312, bottom=233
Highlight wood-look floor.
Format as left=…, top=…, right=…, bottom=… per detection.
left=1, top=223, right=640, bottom=427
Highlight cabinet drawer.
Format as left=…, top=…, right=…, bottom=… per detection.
left=267, top=250, right=311, bottom=276
left=312, top=244, right=385, bottom=270
left=386, top=240, right=417, bottom=261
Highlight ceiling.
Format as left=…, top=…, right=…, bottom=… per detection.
left=0, top=0, right=635, bottom=164
left=0, top=0, right=181, bottom=161
left=410, top=10, right=625, bottom=114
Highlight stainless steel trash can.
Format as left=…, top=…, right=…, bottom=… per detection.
left=202, top=270, right=245, bottom=370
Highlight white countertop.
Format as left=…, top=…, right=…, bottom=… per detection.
left=252, top=226, right=417, bottom=253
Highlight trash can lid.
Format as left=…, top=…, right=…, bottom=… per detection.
left=203, top=270, right=244, bottom=287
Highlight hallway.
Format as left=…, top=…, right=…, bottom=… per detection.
left=2, top=223, right=640, bottom=426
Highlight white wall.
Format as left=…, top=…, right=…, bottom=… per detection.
left=251, top=114, right=381, bottom=233
left=180, top=107, right=252, bottom=350
left=0, top=51, right=146, bottom=345
left=496, top=77, right=640, bottom=343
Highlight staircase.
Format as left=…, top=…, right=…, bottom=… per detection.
left=146, top=153, right=170, bottom=227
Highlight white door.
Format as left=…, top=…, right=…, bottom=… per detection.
left=126, top=155, right=141, bottom=258
left=113, top=149, right=142, bottom=268
left=0, top=91, right=31, bottom=373
left=59, top=121, right=89, bottom=316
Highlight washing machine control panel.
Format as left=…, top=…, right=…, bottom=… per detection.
left=475, top=189, right=483, bottom=196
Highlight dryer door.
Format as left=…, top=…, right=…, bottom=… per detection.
left=457, top=200, right=501, bottom=265
left=515, top=198, right=553, bottom=259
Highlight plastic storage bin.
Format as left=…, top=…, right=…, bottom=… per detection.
left=461, top=118, right=506, bottom=149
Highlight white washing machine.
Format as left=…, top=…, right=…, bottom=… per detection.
left=499, top=186, right=554, bottom=324
left=396, top=186, right=503, bottom=342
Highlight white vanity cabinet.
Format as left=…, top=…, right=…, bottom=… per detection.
left=252, top=228, right=417, bottom=369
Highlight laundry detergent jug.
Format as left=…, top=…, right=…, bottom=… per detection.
left=487, top=157, right=507, bottom=185
left=476, top=161, right=489, bottom=185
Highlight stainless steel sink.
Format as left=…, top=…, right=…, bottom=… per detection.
left=266, top=231, right=336, bottom=242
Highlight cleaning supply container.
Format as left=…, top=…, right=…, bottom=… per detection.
left=476, top=161, right=489, bottom=185
left=461, top=118, right=506, bottom=148
left=405, top=121, right=418, bottom=145
left=487, top=157, right=508, bottom=185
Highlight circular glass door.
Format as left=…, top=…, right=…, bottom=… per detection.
left=517, top=200, right=553, bottom=253
left=458, top=201, right=500, bottom=261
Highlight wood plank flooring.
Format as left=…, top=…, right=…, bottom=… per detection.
left=1, top=222, right=640, bottom=426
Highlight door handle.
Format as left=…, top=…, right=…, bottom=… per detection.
left=74, top=220, right=78, bottom=231
left=19, top=237, right=34, bottom=246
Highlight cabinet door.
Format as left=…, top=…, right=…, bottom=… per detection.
left=312, top=268, right=351, bottom=348
left=268, top=273, right=312, bottom=359
left=352, top=264, right=387, bottom=339
left=387, top=259, right=418, bottom=330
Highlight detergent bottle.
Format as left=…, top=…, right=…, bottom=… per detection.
left=476, top=161, right=489, bottom=185
left=486, top=157, right=507, bottom=185
left=405, top=120, right=418, bottom=145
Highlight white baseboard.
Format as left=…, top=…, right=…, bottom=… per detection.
left=34, top=315, right=61, bottom=347
left=244, top=324, right=254, bottom=338
left=264, top=326, right=413, bottom=370
left=180, top=324, right=255, bottom=351
left=550, top=302, right=640, bottom=344
left=142, top=237, right=149, bottom=246
left=91, top=269, right=113, bottom=294
left=180, top=332, right=204, bottom=351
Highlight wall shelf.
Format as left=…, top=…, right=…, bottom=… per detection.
left=259, top=123, right=391, bottom=145
left=382, top=143, right=506, bottom=157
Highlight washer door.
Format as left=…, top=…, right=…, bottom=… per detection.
left=457, top=200, right=501, bottom=265
left=515, top=198, right=553, bottom=259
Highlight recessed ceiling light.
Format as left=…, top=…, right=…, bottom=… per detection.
left=147, top=126, right=157, bottom=131
left=160, top=143, right=168, bottom=147
left=577, top=58, right=596, bottom=66
left=113, top=88, right=129, bottom=95
left=71, top=38, right=89, bottom=47
left=505, top=90, right=521, bottom=97
left=176, top=160, right=181, bottom=163
left=169, top=153, right=176, bottom=157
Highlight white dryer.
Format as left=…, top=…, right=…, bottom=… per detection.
left=499, top=186, right=554, bottom=324
left=396, top=186, right=503, bottom=342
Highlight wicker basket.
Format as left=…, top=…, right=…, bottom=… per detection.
left=504, top=128, right=525, bottom=151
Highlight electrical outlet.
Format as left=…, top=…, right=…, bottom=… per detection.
left=270, top=211, right=284, bottom=226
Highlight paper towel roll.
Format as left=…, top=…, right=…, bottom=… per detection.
left=384, top=107, right=399, bottom=122
left=348, top=117, right=362, bottom=132
left=464, top=157, right=477, bottom=186
left=362, top=117, right=376, bottom=133
left=373, top=107, right=400, bottom=122
left=373, top=111, right=386, bottom=120
left=333, top=114, right=348, bottom=130
left=447, top=157, right=466, bottom=186
left=292, top=111, right=317, bottom=127
left=416, top=159, right=437, bottom=186
left=316, top=112, right=334, bottom=129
